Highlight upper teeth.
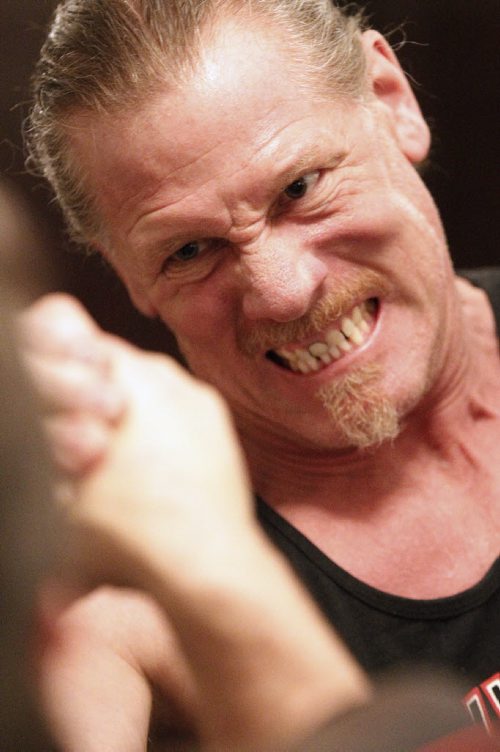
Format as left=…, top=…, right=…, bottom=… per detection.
left=274, top=301, right=375, bottom=374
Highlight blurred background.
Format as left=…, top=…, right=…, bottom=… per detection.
left=1, top=0, right=498, bottom=353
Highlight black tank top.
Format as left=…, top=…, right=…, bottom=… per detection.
left=256, top=268, right=500, bottom=730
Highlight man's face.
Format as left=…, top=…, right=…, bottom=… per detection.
left=70, top=26, right=457, bottom=452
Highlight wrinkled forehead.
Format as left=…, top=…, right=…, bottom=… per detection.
left=64, top=22, right=355, bottom=245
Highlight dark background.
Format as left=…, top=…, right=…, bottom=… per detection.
left=1, top=0, right=498, bottom=353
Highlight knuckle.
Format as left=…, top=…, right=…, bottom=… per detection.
left=48, top=415, right=110, bottom=475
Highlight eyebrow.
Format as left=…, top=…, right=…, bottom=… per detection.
left=131, top=144, right=348, bottom=271
left=275, top=148, right=346, bottom=190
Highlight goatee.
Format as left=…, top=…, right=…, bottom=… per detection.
left=317, top=364, right=400, bottom=449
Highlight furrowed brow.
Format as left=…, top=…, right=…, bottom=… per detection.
left=275, top=148, right=347, bottom=190
left=128, top=146, right=347, bottom=273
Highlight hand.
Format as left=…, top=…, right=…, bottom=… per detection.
left=61, top=336, right=370, bottom=752
left=18, top=294, right=125, bottom=476
left=67, top=331, right=255, bottom=587
left=23, top=301, right=369, bottom=751
left=34, top=326, right=259, bottom=751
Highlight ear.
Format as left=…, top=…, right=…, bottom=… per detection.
left=361, top=30, right=430, bottom=164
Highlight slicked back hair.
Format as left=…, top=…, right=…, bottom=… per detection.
left=27, top=0, right=367, bottom=247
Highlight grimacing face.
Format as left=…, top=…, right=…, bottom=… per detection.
left=68, top=27, right=460, bottom=452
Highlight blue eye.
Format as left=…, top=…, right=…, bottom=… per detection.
left=172, top=241, right=200, bottom=262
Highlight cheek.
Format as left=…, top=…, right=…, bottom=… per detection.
left=322, top=183, right=446, bottom=285
left=174, top=327, right=236, bottom=387
left=309, top=175, right=403, bottom=253
left=320, top=150, right=441, bottom=248
left=155, top=281, right=237, bottom=355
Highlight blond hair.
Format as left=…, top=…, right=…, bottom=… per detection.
left=27, top=0, right=366, bottom=246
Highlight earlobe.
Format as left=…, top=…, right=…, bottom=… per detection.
left=361, top=30, right=431, bottom=164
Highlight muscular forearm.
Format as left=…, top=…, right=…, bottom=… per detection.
left=74, top=435, right=370, bottom=749
left=27, top=302, right=370, bottom=752
left=69, top=478, right=370, bottom=752
left=150, top=527, right=371, bottom=752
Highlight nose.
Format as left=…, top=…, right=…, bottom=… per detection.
left=239, top=239, right=328, bottom=322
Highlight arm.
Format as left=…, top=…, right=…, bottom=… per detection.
left=20, top=294, right=370, bottom=751
left=34, top=584, right=198, bottom=752
left=19, top=295, right=199, bottom=750
left=63, top=333, right=371, bottom=752
left=17, top=294, right=500, bottom=751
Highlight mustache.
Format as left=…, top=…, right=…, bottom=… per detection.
left=239, top=269, right=390, bottom=356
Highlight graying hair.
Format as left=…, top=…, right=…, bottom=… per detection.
left=26, top=0, right=367, bottom=247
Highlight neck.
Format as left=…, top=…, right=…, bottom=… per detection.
left=236, top=280, right=500, bottom=597
left=240, top=279, right=500, bottom=518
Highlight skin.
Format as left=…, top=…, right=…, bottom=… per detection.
left=73, top=28, right=451, bottom=455
left=22, top=299, right=370, bottom=752
left=64, top=26, right=500, bottom=598
left=17, top=19, right=500, bottom=752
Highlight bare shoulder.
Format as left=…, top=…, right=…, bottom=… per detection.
left=455, top=275, right=499, bottom=344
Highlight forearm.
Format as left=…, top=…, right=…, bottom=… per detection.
left=61, top=332, right=371, bottom=751
left=35, top=616, right=152, bottom=752
left=68, top=479, right=370, bottom=750
left=127, top=524, right=371, bottom=752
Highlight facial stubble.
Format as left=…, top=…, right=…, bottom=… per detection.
left=316, top=363, right=400, bottom=449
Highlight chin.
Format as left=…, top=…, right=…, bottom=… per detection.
left=315, top=363, right=402, bottom=450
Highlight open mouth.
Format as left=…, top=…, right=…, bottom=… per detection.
left=266, top=298, right=378, bottom=374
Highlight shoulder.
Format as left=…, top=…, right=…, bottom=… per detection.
left=457, top=267, right=500, bottom=336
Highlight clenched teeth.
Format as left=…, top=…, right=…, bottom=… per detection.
left=269, top=299, right=377, bottom=374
